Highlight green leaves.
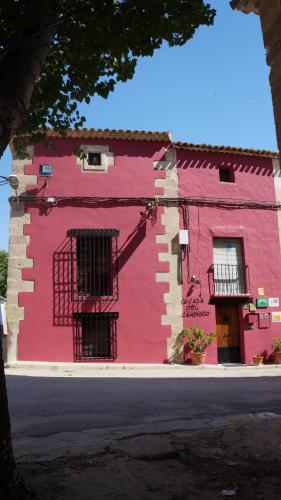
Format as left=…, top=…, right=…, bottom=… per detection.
left=182, top=325, right=216, bottom=353
left=0, top=250, right=8, bottom=298
left=0, top=0, right=215, bottom=140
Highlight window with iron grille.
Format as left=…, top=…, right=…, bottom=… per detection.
left=213, top=238, right=246, bottom=295
left=67, top=229, right=119, bottom=301
left=73, top=312, right=118, bottom=360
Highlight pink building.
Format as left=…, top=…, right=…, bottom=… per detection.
left=6, top=129, right=281, bottom=365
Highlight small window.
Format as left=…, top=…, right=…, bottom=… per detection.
left=88, top=152, right=102, bottom=166
left=219, top=166, right=234, bottom=183
left=67, top=228, right=119, bottom=301
left=73, top=312, right=118, bottom=360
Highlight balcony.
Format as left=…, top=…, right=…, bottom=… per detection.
left=209, top=263, right=251, bottom=301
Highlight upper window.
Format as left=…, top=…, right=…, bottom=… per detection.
left=219, top=166, right=234, bottom=183
left=76, top=144, right=114, bottom=172
left=67, top=228, right=119, bottom=301
left=88, top=152, right=102, bottom=166
left=213, top=238, right=245, bottom=295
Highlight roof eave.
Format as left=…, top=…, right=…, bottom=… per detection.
left=173, top=142, right=279, bottom=160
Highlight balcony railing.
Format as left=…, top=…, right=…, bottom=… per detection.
left=211, top=263, right=248, bottom=296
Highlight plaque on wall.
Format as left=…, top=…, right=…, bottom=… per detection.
left=256, top=297, right=269, bottom=308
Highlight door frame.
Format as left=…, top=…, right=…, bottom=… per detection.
left=215, top=301, right=244, bottom=364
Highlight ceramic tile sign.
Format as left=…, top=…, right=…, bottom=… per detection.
left=256, top=297, right=269, bottom=308
left=272, top=311, right=281, bottom=322
left=268, top=297, right=280, bottom=308
left=258, top=287, right=265, bottom=297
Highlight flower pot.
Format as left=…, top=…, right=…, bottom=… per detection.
left=274, top=351, right=281, bottom=364
left=190, top=351, right=206, bottom=365
left=252, top=355, right=263, bottom=366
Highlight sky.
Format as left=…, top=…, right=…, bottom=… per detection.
left=0, top=0, right=277, bottom=250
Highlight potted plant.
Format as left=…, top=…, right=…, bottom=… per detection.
left=252, top=353, right=263, bottom=366
left=273, top=337, right=281, bottom=364
left=181, top=325, right=216, bottom=365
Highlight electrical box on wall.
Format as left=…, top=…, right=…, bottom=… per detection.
left=247, top=313, right=256, bottom=330
left=258, top=313, right=270, bottom=329
left=248, top=313, right=257, bottom=324
left=179, top=230, right=189, bottom=245
left=39, top=164, right=53, bottom=177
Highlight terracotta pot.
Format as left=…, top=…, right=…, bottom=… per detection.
left=274, top=351, right=281, bottom=364
left=190, top=351, right=206, bottom=365
left=252, top=355, right=263, bottom=366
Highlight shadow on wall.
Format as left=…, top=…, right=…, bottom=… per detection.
left=34, top=137, right=166, bottom=159
left=178, top=157, right=277, bottom=177
left=52, top=216, right=148, bottom=327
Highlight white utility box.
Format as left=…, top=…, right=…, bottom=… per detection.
left=179, top=229, right=189, bottom=245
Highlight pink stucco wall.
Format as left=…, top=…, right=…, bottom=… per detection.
left=16, top=138, right=281, bottom=364
left=18, top=138, right=171, bottom=362
left=177, top=150, right=281, bottom=364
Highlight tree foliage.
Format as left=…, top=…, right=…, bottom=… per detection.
left=0, top=0, right=215, bottom=153
left=0, top=250, right=8, bottom=298
left=0, top=2, right=216, bottom=498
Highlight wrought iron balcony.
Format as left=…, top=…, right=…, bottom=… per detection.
left=210, top=263, right=249, bottom=297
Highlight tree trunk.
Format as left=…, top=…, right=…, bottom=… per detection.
left=0, top=4, right=55, bottom=498
left=0, top=337, right=38, bottom=499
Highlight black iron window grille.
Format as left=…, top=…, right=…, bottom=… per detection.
left=213, top=264, right=246, bottom=295
left=68, top=229, right=119, bottom=301
left=73, top=312, right=118, bottom=360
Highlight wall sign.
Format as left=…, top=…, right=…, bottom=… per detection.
left=258, top=287, right=265, bottom=297
left=182, top=296, right=210, bottom=318
left=268, top=298, right=280, bottom=308
left=272, top=312, right=281, bottom=322
left=256, top=297, right=269, bottom=308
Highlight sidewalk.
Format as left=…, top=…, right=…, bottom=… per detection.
left=5, top=360, right=281, bottom=377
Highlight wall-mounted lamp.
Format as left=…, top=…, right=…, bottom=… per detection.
left=8, top=175, right=19, bottom=190
left=190, top=275, right=200, bottom=285
left=147, top=200, right=158, bottom=221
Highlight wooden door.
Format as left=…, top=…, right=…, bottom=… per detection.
left=216, top=303, right=241, bottom=363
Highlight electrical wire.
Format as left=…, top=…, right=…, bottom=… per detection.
left=11, top=194, right=281, bottom=211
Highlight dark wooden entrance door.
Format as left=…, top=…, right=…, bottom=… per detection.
left=216, top=303, right=241, bottom=363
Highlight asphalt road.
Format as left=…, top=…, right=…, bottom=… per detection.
left=6, top=374, right=281, bottom=460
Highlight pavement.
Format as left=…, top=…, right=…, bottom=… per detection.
left=5, top=363, right=281, bottom=461
left=4, top=360, right=281, bottom=378
left=17, top=414, right=281, bottom=500
left=5, top=360, right=281, bottom=499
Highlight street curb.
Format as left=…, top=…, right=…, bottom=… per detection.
left=4, top=361, right=281, bottom=378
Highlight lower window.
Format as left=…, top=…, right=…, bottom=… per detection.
left=73, top=312, right=118, bottom=361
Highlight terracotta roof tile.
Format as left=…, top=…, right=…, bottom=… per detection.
left=173, top=141, right=279, bottom=159
left=44, top=128, right=172, bottom=142
left=12, top=128, right=279, bottom=159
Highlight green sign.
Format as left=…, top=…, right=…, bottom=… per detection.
left=256, top=297, right=269, bottom=308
